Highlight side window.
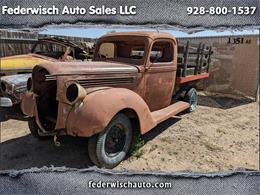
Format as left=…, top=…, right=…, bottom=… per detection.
left=33, top=42, right=66, bottom=59
left=99, top=43, right=115, bottom=58
left=150, top=41, right=173, bottom=63
left=34, top=43, right=65, bottom=53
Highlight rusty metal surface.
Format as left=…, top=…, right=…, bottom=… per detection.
left=35, top=61, right=139, bottom=76
left=144, top=69, right=176, bottom=111
left=176, top=73, right=209, bottom=84
left=66, top=88, right=156, bottom=136
left=38, top=37, right=90, bottom=52
left=0, top=37, right=96, bottom=121
left=151, top=101, right=190, bottom=124
left=21, top=32, right=200, bottom=137
left=144, top=37, right=178, bottom=111
left=20, top=92, right=35, bottom=117
left=0, top=30, right=95, bottom=58
left=0, top=73, right=31, bottom=105
left=100, top=31, right=177, bottom=41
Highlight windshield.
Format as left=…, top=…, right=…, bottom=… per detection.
left=32, top=41, right=67, bottom=59
left=96, top=40, right=146, bottom=65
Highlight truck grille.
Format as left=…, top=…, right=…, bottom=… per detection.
left=77, top=77, right=134, bottom=88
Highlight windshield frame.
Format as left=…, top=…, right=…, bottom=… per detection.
left=94, top=36, right=149, bottom=66
left=31, top=40, right=69, bottom=59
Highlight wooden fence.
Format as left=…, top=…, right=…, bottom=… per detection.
left=0, top=30, right=95, bottom=57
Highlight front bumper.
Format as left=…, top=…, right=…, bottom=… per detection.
left=0, top=97, right=13, bottom=108
left=0, top=97, right=28, bottom=121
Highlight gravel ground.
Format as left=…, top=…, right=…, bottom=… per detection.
left=0, top=93, right=259, bottom=172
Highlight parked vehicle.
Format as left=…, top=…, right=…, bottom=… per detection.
left=0, top=37, right=92, bottom=121
left=0, top=74, right=31, bottom=121
left=0, top=37, right=91, bottom=76
left=21, top=32, right=212, bottom=168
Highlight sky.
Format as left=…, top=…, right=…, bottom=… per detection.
left=39, top=26, right=259, bottom=39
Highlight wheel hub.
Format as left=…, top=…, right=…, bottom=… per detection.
left=105, top=124, right=126, bottom=156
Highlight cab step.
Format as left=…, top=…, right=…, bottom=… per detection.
left=151, top=101, right=190, bottom=124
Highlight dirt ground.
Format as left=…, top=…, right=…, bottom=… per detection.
left=0, top=92, right=259, bottom=172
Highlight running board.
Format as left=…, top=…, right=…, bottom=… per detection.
left=151, top=101, right=190, bottom=124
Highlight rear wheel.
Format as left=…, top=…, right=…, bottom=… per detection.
left=88, top=113, right=133, bottom=168
left=28, top=118, right=51, bottom=140
left=185, top=88, right=198, bottom=112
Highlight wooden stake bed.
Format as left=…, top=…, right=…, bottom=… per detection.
left=176, top=40, right=212, bottom=84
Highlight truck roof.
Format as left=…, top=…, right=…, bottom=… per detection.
left=100, top=31, right=176, bottom=41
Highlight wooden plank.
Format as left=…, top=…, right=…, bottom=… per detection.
left=182, top=41, right=189, bottom=77
left=194, top=42, right=201, bottom=75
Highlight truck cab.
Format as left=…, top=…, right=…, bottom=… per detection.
left=94, top=32, right=178, bottom=111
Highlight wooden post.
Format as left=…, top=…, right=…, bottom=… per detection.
left=199, top=44, right=205, bottom=74
left=182, top=41, right=189, bottom=77
left=206, top=46, right=212, bottom=73
left=194, top=42, right=201, bottom=75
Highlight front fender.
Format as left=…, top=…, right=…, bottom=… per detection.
left=20, top=92, right=36, bottom=117
left=66, top=88, right=155, bottom=137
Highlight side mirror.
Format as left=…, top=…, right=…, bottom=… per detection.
left=0, top=97, right=13, bottom=108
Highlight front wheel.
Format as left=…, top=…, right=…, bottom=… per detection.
left=88, top=113, right=133, bottom=168
left=0, top=109, right=7, bottom=122
left=185, top=88, right=198, bottom=112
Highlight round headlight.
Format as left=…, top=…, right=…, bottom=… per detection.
left=66, top=83, right=86, bottom=104
left=0, top=82, right=6, bottom=92
left=27, top=77, right=32, bottom=91
left=66, top=83, right=78, bottom=103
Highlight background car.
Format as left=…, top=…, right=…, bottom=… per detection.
left=0, top=37, right=93, bottom=121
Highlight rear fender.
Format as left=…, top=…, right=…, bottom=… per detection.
left=66, top=88, right=156, bottom=137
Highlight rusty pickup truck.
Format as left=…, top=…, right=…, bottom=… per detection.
left=21, top=32, right=212, bottom=168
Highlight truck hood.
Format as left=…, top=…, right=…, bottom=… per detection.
left=36, top=61, right=139, bottom=76
left=0, top=54, right=53, bottom=72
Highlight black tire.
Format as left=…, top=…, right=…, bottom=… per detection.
left=28, top=118, right=50, bottom=140
left=88, top=135, right=101, bottom=167
left=185, top=88, right=198, bottom=112
left=88, top=113, right=133, bottom=168
left=0, top=110, right=7, bottom=122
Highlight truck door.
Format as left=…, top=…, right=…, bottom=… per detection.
left=144, top=39, right=177, bottom=111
